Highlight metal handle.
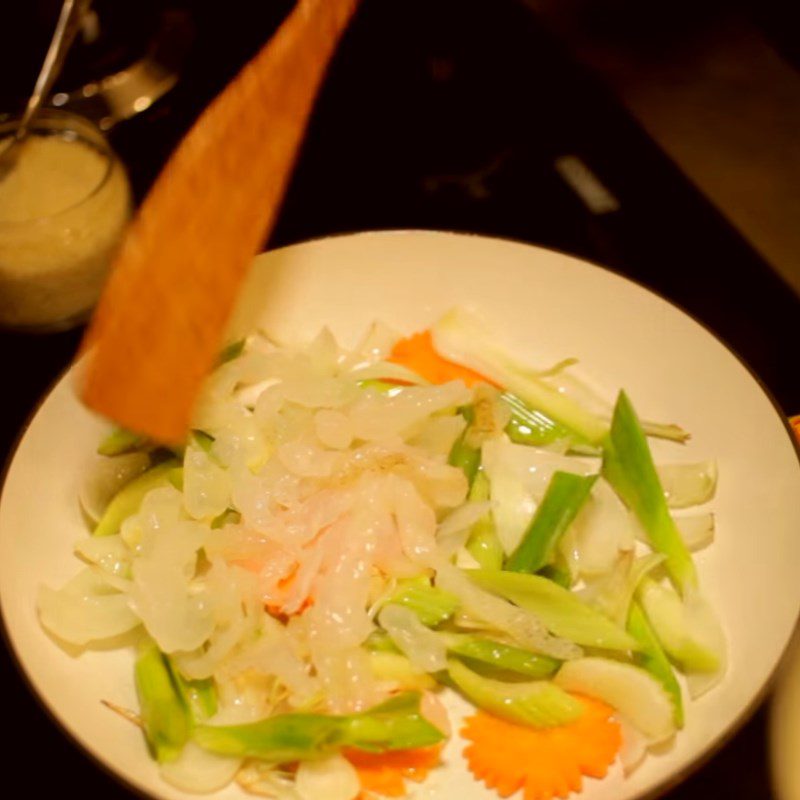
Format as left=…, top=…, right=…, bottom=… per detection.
left=16, top=0, right=92, bottom=140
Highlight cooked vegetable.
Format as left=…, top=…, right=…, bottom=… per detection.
left=432, top=309, right=608, bottom=446
left=383, top=577, right=460, bottom=628
left=40, top=314, right=727, bottom=799
left=135, top=639, right=191, bottom=763
left=505, top=471, right=598, bottom=574
left=469, top=569, right=640, bottom=652
left=602, top=391, right=697, bottom=594
left=93, top=459, right=181, bottom=538
left=554, top=657, right=676, bottom=742
left=97, top=426, right=149, bottom=456
left=193, top=692, right=446, bottom=761
left=461, top=697, right=622, bottom=800
left=447, top=659, right=584, bottom=728
left=444, top=633, right=560, bottom=679
left=627, top=601, right=684, bottom=727
left=465, top=471, right=504, bottom=570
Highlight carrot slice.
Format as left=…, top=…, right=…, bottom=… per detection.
left=345, top=745, right=443, bottom=798
left=461, top=695, right=622, bottom=800
left=388, top=330, right=496, bottom=388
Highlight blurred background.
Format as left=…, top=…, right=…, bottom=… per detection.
left=1, top=0, right=799, bottom=798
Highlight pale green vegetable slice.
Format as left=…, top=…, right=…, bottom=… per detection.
left=443, top=633, right=560, bottom=679
left=447, top=659, right=584, bottom=728
left=432, top=309, right=608, bottom=446
left=368, top=652, right=436, bottom=691
left=465, top=471, right=504, bottom=570
left=602, top=391, right=697, bottom=595
left=657, top=461, right=717, bottom=509
left=637, top=577, right=727, bottom=696
left=136, top=639, right=190, bottom=764
left=554, top=657, right=676, bottom=742
left=469, top=569, right=640, bottom=652
left=93, top=459, right=181, bottom=538
left=627, top=601, right=684, bottom=727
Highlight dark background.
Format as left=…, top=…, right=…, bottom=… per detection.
left=1, top=1, right=798, bottom=798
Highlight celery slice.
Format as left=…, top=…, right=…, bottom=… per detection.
left=447, top=659, right=583, bottom=728
left=167, top=658, right=218, bottom=724
left=385, top=577, right=460, bottom=627
left=93, top=459, right=181, bottom=537
left=97, top=426, right=149, bottom=456
left=506, top=471, right=598, bottom=574
left=469, top=569, right=640, bottom=652
left=501, top=392, right=571, bottom=447
left=602, top=391, right=697, bottom=595
left=135, top=640, right=190, bottom=763
left=627, top=601, right=684, bottom=727
left=193, top=692, right=445, bottom=760
left=465, top=471, right=504, bottom=570
left=637, top=577, right=724, bottom=677
left=448, top=425, right=481, bottom=486
left=432, top=309, right=608, bottom=446
left=444, top=633, right=560, bottom=679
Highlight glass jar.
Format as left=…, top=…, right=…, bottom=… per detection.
left=0, top=109, right=132, bottom=331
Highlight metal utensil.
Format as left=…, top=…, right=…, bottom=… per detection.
left=0, top=0, right=90, bottom=180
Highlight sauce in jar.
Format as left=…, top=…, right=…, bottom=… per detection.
left=0, top=111, right=131, bottom=330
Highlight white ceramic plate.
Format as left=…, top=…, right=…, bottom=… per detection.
left=2, top=230, right=800, bottom=800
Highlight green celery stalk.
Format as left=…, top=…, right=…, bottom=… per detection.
left=135, top=640, right=190, bottom=763
left=193, top=692, right=444, bottom=761
left=448, top=425, right=481, bottom=486
left=637, top=576, right=723, bottom=674
left=93, top=459, right=181, bottom=537
left=97, top=426, right=149, bottom=456
left=465, top=471, right=504, bottom=570
left=167, top=658, right=218, bottom=723
left=365, top=630, right=402, bottom=654
left=505, top=471, right=597, bottom=574
left=444, top=633, right=560, bottom=679
left=538, top=563, right=573, bottom=589
left=502, top=392, right=571, bottom=447
left=432, top=309, right=608, bottom=446
left=469, top=569, right=640, bottom=652
left=602, top=391, right=697, bottom=594
left=386, top=577, right=460, bottom=627
left=627, top=601, right=684, bottom=727
left=447, top=659, right=583, bottom=728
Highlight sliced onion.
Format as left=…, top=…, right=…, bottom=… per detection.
left=160, top=742, right=241, bottom=794
left=296, top=755, right=360, bottom=800
left=378, top=604, right=448, bottom=673
left=38, top=568, right=140, bottom=646
left=555, top=657, right=676, bottom=742
left=79, top=452, right=151, bottom=523
left=657, top=461, right=717, bottom=509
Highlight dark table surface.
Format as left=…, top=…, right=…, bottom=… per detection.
left=1, top=1, right=798, bottom=798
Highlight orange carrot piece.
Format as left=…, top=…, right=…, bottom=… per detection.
left=389, top=331, right=496, bottom=388
left=461, top=695, right=622, bottom=800
left=346, top=745, right=443, bottom=798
